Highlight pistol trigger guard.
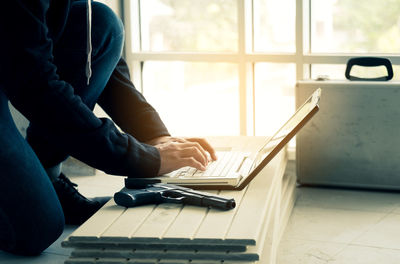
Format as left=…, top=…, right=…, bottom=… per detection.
left=160, top=192, right=185, bottom=204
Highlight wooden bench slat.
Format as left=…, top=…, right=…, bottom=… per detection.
left=62, top=241, right=247, bottom=252
left=162, top=205, right=209, bottom=240
left=70, top=248, right=260, bottom=262
left=161, top=190, right=219, bottom=240
left=101, top=204, right=156, bottom=240
left=225, top=150, right=286, bottom=242
left=69, top=200, right=126, bottom=242
left=131, top=203, right=183, bottom=239
left=193, top=188, right=247, bottom=241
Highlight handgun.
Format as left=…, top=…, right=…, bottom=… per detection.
left=114, top=183, right=236, bottom=210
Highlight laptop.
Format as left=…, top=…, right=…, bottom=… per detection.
left=126, top=88, right=321, bottom=190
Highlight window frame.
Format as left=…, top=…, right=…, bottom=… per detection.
left=122, top=0, right=400, bottom=136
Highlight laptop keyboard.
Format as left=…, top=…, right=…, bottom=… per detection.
left=170, top=151, right=248, bottom=178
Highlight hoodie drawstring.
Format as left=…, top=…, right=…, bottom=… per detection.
left=86, top=0, right=92, bottom=85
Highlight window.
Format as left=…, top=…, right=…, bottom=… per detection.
left=142, top=61, right=239, bottom=136
left=311, top=0, right=400, bottom=53
left=122, top=0, right=400, bottom=137
left=139, top=0, right=238, bottom=52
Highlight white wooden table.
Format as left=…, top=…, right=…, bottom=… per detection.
left=63, top=137, right=295, bottom=264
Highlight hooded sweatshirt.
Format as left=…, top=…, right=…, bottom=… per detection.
left=0, top=0, right=170, bottom=177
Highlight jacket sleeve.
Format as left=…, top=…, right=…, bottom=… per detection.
left=98, top=58, right=170, bottom=142
left=0, top=0, right=161, bottom=177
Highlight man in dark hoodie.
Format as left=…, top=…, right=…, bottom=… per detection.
left=0, top=0, right=216, bottom=256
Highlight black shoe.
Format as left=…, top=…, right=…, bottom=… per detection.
left=52, top=173, right=110, bottom=225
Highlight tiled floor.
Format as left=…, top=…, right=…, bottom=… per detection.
left=2, top=163, right=400, bottom=263
left=277, top=184, right=400, bottom=263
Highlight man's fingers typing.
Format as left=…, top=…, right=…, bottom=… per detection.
left=181, top=145, right=208, bottom=166
left=156, top=141, right=209, bottom=175
left=185, top=138, right=217, bottom=161
left=181, top=157, right=206, bottom=171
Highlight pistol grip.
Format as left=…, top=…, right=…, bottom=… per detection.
left=114, top=190, right=160, bottom=208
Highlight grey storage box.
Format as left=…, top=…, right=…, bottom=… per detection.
left=296, top=80, right=400, bottom=190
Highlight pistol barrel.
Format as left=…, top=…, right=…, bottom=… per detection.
left=202, top=196, right=236, bottom=210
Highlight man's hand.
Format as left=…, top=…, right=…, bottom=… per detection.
left=146, top=136, right=217, bottom=175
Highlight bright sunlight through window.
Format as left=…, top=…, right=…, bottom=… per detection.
left=122, top=0, right=400, bottom=138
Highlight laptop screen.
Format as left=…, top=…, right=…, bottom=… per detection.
left=246, top=88, right=321, bottom=176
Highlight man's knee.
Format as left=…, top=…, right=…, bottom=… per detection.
left=12, top=215, right=64, bottom=256
left=92, top=2, right=124, bottom=57
left=0, top=206, right=65, bottom=256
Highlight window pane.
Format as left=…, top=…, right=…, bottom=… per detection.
left=311, top=0, right=400, bottom=53
left=142, top=62, right=239, bottom=136
left=311, top=64, right=346, bottom=80
left=253, top=0, right=295, bottom=53
left=139, top=0, right=238, bottom=52
left=254, top=63, right=296, bottom=136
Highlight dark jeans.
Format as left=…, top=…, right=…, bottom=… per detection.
left=0, top=1, right=124, bottom=255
